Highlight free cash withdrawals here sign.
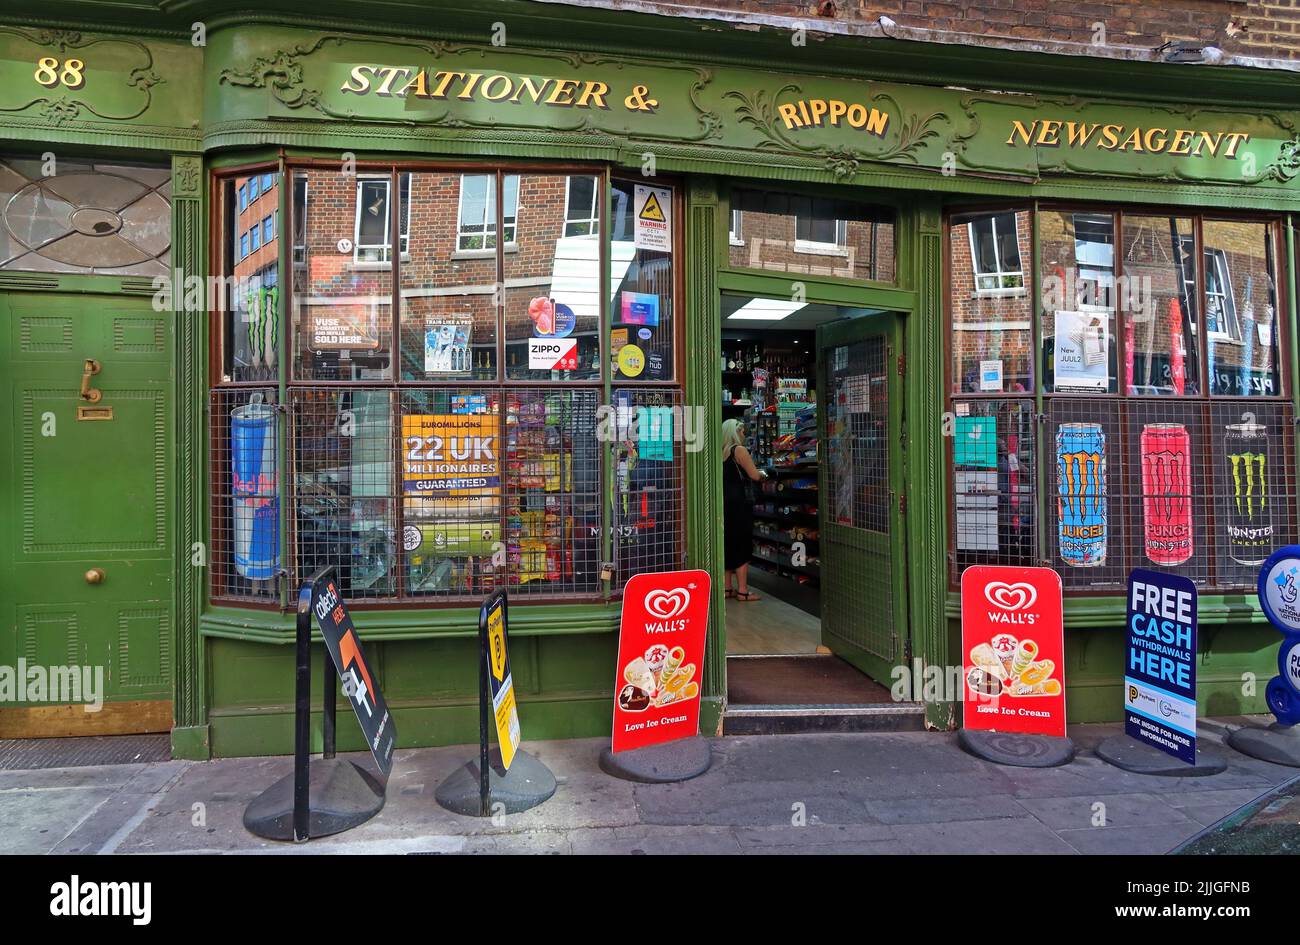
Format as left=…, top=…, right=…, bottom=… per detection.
left=310, top=574, right=396, bottom=777
left=483, top=592, right=521, bottom=770
left=612, top=570, right=710, bottom=753
left=960, top=566, right=1066, bottom=738
left=1125, top=569, right=1198, bottom=764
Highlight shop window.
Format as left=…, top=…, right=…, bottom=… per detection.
left=948, top=206, right=1294, bottom=593
left=728, top=187, right=895, bottom=282
left=218, top=172, right=281, bottom=384
left=0, top=155, right=171, bottom=276
left=949, top=209, right=1033, bottom=394
left=213, top=163, right=682, bottom=605
left=1040, top=210, right=1117, bottom=394
left=1203, top=220, right=1280, bottom=397
left=968, top=212, right=1024, bottom=294
left=291, top=177, right=307, bottom=265
left=563, top=175, right=600, bottom=237
left=609, top=178, right=674, bottom=381
left=456, top=173, right=518, bottom=252
left=290, top=168, right=393, bottom=382
left=503, top=173, right=601, bottom=381
left=1122, top=215, right=1199, bottom=396
left=399, top=172, right=498, bottom=382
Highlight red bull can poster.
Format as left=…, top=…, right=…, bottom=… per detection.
left=1056, top=422, right=1106, bottom=566
left=1141, top=423, right=1193, bottom=566
left=231, top=395, right=279, bottom=581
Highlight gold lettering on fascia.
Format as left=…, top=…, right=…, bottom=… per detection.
left=1005, top=119, right=1251, bottom=159
left=341, top=66, right=613, bottom=110
left=776, top=98, right=890, bottom=137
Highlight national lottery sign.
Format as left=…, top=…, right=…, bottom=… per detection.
left=1125, top=569, right=1198, bottom=765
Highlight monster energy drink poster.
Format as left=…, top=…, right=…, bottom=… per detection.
left=1223, top=421, right=1272, bottom=566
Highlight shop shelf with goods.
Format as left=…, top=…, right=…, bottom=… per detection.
left=750, top=401, right=819, bottom=588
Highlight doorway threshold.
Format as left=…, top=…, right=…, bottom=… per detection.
left=723, top=703, right=926, bottom=735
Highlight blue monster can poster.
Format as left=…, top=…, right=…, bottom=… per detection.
left=1125, top=569, right=1198, bottom=764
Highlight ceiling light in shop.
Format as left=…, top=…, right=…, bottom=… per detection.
left=726, top=299, right=807, bottom=321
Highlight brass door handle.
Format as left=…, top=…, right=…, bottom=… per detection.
left=80, top=358, right=102, bottom=403
left=85, top=568, right=105, bottom=585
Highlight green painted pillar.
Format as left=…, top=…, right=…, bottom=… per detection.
left=170, top=154, right=210, bottom=760
left=905, top=197, right=953, bottom=730
left=684, top=175, right=726, bottom=736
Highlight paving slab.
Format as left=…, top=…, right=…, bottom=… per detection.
left=4, top=721, right=1295, bottom=855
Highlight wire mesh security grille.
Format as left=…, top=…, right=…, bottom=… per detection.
left=502, top=387, right=603, bottom=597
left=949, top=398, right=1038, bottom=582
left=210, top=387, right=282, bottom=603
left=611, top=388, right=686, bottom=583
left=822, top=336, right=895, bottom=662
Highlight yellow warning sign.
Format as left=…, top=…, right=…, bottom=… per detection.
left=488, top=604, right=507, bottom=682
left=638, top=190, right=665, bottom=222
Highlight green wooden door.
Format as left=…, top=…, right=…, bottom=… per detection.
left=0, top=290, right=173, bottom=736
left=817, top=311, right=908, bottom=684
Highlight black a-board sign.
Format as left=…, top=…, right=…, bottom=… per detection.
left=244, top=566, right=394, bottom=841
left=311, top=570, right=396, bottom=777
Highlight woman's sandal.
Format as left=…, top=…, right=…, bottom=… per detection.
left=725, top=589, right=735, bottom=599
left=735, top=590, right=761, bottom=601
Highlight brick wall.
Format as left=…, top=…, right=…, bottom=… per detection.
left=636, top=0, right=1300, bottom=61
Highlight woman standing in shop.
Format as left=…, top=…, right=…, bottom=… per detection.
left=721, top=418, right=768, bottom=601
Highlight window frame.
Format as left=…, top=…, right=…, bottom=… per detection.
left=455, top=172, right=520, bottom=253
left=562, top=174, right=600, bottom=238
left=967, top=212, right=1026, bottom=297
left=352, top=173, right=410, bottom=265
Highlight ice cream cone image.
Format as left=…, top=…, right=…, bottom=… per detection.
left=1010, top=640, right=1039, bottom=677
left=991, top=634, right=1018, bottom=676
left=659, top=646, right=686, bottom=687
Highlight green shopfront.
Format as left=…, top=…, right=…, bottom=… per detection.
left=2, top=2, right=1299, bottom=757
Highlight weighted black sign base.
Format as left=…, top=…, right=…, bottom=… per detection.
left=244, top=758, right=385, bottom=840
left=435, top=747, right=556, bottom=817
left=244, top=573, right=387, bottom=842
left=1227, top=723, right=1300, bottom=768
left=598, top=736, right=712, bottom=783
left=958, top=729, right=1075, bottom=768
left=1096, top=733, right=1226, bottom=776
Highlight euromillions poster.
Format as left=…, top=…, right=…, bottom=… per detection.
left=612, top=570, right=710, bottom=753
left=1125, top=569, right=1198, bottom=764
left=960, top=566, right=1067, bottom=738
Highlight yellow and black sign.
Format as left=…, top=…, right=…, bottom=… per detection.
left=638, top=190, right=665, bottom=222
left=482, top=591, right=520, bottom=770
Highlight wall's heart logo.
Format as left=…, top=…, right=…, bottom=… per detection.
left=645, top=587, right=690, bottom=620
left=984, top=581, right=1037, bottom=611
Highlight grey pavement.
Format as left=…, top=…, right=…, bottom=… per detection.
left=2, top=718, right=1295, bottom=854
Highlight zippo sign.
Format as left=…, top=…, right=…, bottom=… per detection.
left=528, top=337, right=578, bottom=371
left=612, top=570, right=710, bottom=753
left=960, top=566, right=1067, bottom=738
